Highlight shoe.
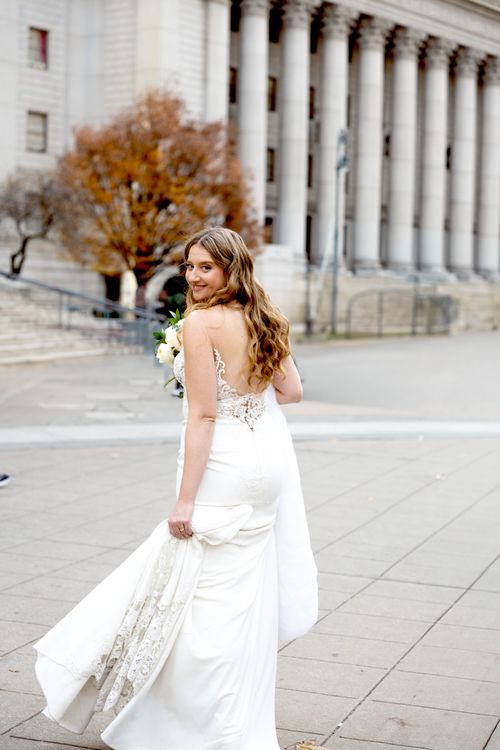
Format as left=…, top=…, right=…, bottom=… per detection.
left=0, top=474, right=11, bottom=488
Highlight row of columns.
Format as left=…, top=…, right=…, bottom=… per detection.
left=204, top=0, right=500, bottom=278
left=348, top=17, right=500, bottom=278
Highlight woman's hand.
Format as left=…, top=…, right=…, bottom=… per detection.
left=168, top=500, right=194, bottom=539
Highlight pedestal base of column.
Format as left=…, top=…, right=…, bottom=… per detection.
left=385, top=264, right=419, bottom=282
left=386, top=261, right=415, bottom=273
left=478, top=269, right=500, bottom=283
left=338, top=266, right=353, bottom=278
left=419, top=266, right=455, bottom=283
left=353, top=260, right=381, bottom=276
left=449, top=267, right=480, bottom=282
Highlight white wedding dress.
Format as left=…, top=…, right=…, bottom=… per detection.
left=34, top=348, right=318, bottom=750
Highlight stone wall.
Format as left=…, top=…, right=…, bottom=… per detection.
left=255, top=243, right=500, bottom=336
left=0, top=238, right=103, bottom=297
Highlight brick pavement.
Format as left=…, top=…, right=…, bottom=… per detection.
left=1, top=350, right=500, bottom=750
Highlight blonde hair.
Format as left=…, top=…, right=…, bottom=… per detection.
left=184, top=226, right=290, bottom=385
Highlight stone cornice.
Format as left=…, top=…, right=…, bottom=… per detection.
left=423, top=36, right=454, bottom=68
left=322, top=4, right=357, bottom=39
left=283, top=0, right=313, bottom=28
left=241, top=0, right=268, bottom=16
left=482, top=55, right=500, bottom=84
left=454, top=45, right=483, bottom=75
left=357, top=15, right=392, bottom=49
left=336, top=0, right=500, bottom=57
left=392, top=26, right=423, bottom=59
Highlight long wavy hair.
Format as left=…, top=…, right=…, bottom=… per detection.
left=183, top=227, right=290, bottom=385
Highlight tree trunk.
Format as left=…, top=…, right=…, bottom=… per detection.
left=102, top=274, right=122, bottom=302
left=132, top=268, right=148, bottom=312
left=134, top=283, right=147, bottom=310
left=10, top=237, right=30, bottom=276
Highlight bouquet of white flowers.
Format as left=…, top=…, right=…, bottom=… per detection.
left=153, top=309, right=184, bottom=367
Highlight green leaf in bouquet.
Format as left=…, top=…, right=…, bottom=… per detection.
left=167, top=308, right=183, bottom=326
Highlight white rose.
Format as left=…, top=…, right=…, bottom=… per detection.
left=156, top=343, right=175, bottom=366
left=164, top=325, right=181, bottom=351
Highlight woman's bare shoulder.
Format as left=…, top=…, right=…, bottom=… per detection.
left=186, top=305, right=237, bottom=332
left=184, top=307, right=218, bottom=329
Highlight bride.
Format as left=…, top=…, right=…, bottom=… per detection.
left=34, top=226, right=318, bottom=749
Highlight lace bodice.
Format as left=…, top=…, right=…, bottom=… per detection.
left=173, top=348, right=266, bottom=430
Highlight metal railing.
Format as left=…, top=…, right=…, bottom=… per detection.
left=345, top=287, right=459, bottom=339
left=0, top=271, right=167, bottom=352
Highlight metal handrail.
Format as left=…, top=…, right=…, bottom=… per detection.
left=0, top=270, right=165, bottom=321
left=345, top=287, right=459, bottom=339
left=0, top=270, right=167, bottom=352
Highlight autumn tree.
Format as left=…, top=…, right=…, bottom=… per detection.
left=55, top=91, right=261, bottom=305
left=0, top=171, right=58, bottom=276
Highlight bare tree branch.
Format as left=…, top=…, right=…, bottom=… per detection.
left=0, top=170, right=59, bottom=276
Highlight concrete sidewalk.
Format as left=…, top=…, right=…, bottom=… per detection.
left=1, top=347, right=500, bottom=750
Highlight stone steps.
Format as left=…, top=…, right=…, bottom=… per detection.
left=0, top=347, right=112, bottom=366
left=0, top=281, right=146, bottom=365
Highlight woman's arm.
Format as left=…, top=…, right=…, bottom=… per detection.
left=272, top=355, right=303, bottom=405
left=168, top=311, right=217, bottom=539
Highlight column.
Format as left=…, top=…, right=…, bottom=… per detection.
left=352, top=17, right=389, bottom=272
left=238, top=0, right=269, bottom=223
left=136, top=0, right=180, bottom=93
left=0, top=1, right=17, bottom=179
left=387, top=27, right=420, bottom=271
left=316, top=5, right=353, bottom=261
left=477, top=57, right=500, bottom=280
left=276, top=0, right=311, bottom=255
left=204, top=0, right=230, bottom=122
left=419, top=38, right=452, bottom=273
left=448, top=46, right=481, bottom=278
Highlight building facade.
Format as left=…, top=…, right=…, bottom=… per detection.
left=2, top=0, right=500, bottom=284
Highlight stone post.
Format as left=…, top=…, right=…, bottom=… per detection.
left=238, top=0, right=269, bottom=223
left=204, top=0, right=231, bottom=122
left=449, top=46, right=481, bottom=278
left=352, top=17, right=389, bottom=272
left=316, top=5, right=353, bottom=262
left=276, top=0, right=312, bottom=255
left=477, top=56, right=500, bottom=280
left=387, top=27, right=420, bottom=272
left=419, top=38, right=452, bottom=274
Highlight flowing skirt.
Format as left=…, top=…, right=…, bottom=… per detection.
left=34, top=391, right=317, bottom=748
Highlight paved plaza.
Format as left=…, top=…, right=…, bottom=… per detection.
left=1, top=332, right=500, bottom=750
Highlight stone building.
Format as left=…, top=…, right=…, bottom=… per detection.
left=1, top=0, right=500, bottom=318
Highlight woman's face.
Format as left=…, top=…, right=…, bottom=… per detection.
left=185, top=244, right=226, bottom=302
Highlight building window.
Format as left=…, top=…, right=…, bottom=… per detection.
left=269, top=6, right=281, bottom=43
left=268, top=76, right=277, bottom=112
left=230, top=2, right=241, bottom=32
left=229, top=67, right=237, bottom=104
left=26, top=111, right=48, bottom=152
left=264, top=216, right=273, bottom=243
left=266, top=148, right=275, bottom=182
left=384, top=133, right=391, bottom=158
left=306, top=215, right=313, bottom=260
left=28, top=27, right=48, bottom=69
left=309, top=86, right=315, bottom=120
left=308, top=154, right=313, bottom=188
